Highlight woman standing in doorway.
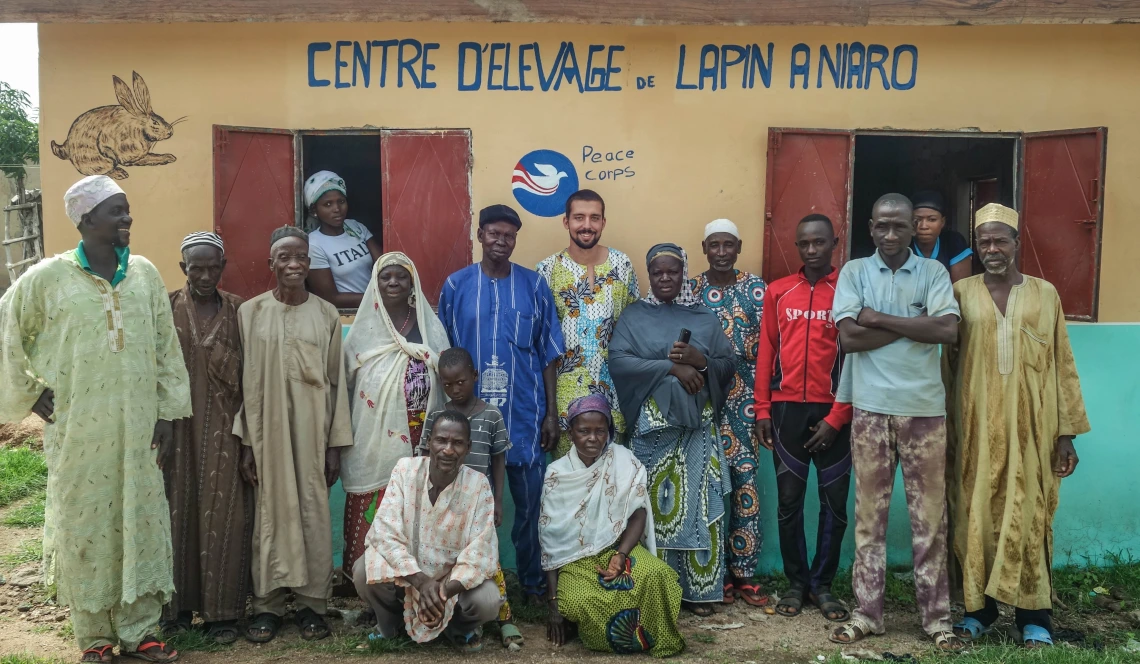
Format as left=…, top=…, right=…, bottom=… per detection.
left=910, top=190, right=972, bottom=283
left=609, top=243, right=735, bottom=617
left=340, top=253, right=450, bottom=577
left=304, top=170, right=382, bottom=308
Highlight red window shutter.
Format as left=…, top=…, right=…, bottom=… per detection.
left=213, top=126, right=296, bottom=300
left=1020, top=128, right=1106, bottom=321
left=763, top=129, right=853, bottom=284
left=381, top=130, right=473, bottom=307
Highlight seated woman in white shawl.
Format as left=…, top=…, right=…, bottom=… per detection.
left=540, top=394, right=685, bottom=657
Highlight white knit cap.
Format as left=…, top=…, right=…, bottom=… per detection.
left=64, top=175, right=126, bottom=226
left=703, top=218, right=740, bottom=240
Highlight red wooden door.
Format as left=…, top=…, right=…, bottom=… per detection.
left=381, top=129, right=473, bottom=306
left=213, top=126, right=297, bottom=300
left=1020, top=128, right=1106, bottom=321
left=763, top=129, right=853, bottom=284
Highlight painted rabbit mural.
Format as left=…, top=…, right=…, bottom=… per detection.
left=51, top=72, right=185, bottom=180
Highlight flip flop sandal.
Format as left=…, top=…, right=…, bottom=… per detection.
left=295, top=607, right=331, bottom=641
left=205, top=621, right=240, bottom=645
left=828, top=622, right=869, bottom=646
left=245, top=612, right=283, bottom=644
left=1020, top=624, right=1054, bottom=648
left=449, top=631, right=484, bottom=653
left=736, top=581, right=770, bottom=607
left=159, top=615, right=192, bottom=635
left=932, top=630, right=965, bottom=652
left=80, top=645, right=115, bottom=663
left=721, top=582, right=736, bottom=605
left=775, top=589, right=804, bottom=617
left=122, top=637, right=179, bottom=663
left=683, top=602, right=715, bottom=617
left=499, top=622, right=525, bottom=648
left=953, top=616, right=989, bottom=641
left=809, top=591, right=850, bottom=623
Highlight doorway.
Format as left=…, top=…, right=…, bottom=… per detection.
left=300, top=133, right=383, bottom=241
left=849, top=133, right=1017, bottom=261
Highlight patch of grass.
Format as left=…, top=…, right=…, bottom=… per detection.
left=690, top=632, right=717, bottom=644
left=0, top=447, right=47, bottom=508
left=1, top=538, right=43, bottom=569
left=160, top=628, right=229, bottom=654
left=284, top=631, right=415, bottom=656
left=58, top=620, right=73, bottom=642
left=921, top=644, right=1140, bottom=663
left=1, top=656, right=68, bottom=664
left=1054, top=551, right=1140, bottom=614
left=3, top=490, right=46, bottom=528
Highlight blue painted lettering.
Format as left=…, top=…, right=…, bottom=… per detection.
left=584, top=44, right=607, bottom=91
left=335, top=40, right=352, bottom=89
left=865, top=44, right=890, bottom=90
left=487, top=42, right=506, bottom=90
left=790, top=43, right=810, bottom=89
left=818, top=43, right=842, bottom=88
left=748, top=43, right=774, bottom=88
left=421, top=42, right=439, bottom=88
left=606, top=45, right=624, bottom=91
left=308, top=42, right=331, bottom=87
left=371, top=40, right=397, bottom=87
left=847, top=42, right=866, bottom=89
left=891, top=45, right=918, bottom=90
left=721, top=45, right=747, bottom=89
left=397, top=39, right=422, bottom=88
left=675, top=45, right=697, bottom=90
left=699, top=45, right=719, bottom=90
left=518, top=43, right=536, bottom=91
left=457, top=41, right=482, bottom=91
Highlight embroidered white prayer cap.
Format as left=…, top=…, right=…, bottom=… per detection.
left=64, top=175, right=126, bottom=226
left=974, top=203, right=1019, bottom=230
left=703, top=218, right=740, bottom=240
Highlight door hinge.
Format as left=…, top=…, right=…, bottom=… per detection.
left=1087, top=178, right=1099, bottom=203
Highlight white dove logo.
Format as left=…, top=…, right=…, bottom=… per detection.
left=512, top=161, right=568, bottom=197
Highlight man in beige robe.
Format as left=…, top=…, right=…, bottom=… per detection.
left=235, top=226, right=353, bottom=643
left=944, top=204, right=1090, bottom=648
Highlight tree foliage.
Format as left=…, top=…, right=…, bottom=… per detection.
left=0, top=82, right=39, bottom=180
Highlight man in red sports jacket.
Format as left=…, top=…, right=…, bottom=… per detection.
left=754, top=213, right=853, bottom=624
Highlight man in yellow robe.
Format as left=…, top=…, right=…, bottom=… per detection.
left=944, top=203, right=1090, bottom=648
left=0, top=176, right=190, bottom=663
left=235, top=226, right=353, bottom=644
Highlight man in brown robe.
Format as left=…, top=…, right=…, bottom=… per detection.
left=944, top=204, right=1090, bottom=648
left=235, top=226, right=353, bottom=644
left=163, top=232, right=251, bottom=645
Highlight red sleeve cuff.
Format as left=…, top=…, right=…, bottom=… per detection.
left=823, top=402, right=853, bottom=430
left=754, top=402, right=772, bottom=422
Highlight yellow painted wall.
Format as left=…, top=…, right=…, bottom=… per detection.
left=37, top=23, right=1140, bottom=321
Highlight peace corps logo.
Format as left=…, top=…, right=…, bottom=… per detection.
left=511, top=149, right=579, bottom=218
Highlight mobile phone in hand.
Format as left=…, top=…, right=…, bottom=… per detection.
left=677, top=328, right=691, bottom=344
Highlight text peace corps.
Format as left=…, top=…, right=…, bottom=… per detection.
left=306, top=40, right=920, bottom=93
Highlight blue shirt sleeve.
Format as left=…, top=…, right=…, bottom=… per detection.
left=535, top=274, right=566, bottom=367
left=438, top=276, right=457, bottom=346
left=924, top=264, right=961, bottom=320
left=832, top=261, right=865, bottom=323
left=946, top=230, right=973, bottom=266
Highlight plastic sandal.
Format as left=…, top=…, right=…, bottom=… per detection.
left=80, top=645, right=115, bottom=663
left=953, top=617, right=987, bottom=640
left=122, top=637, right=179, bottom=663
left=775, top=588, right=804, bottom=617
left=722, top=581, right=736, bottom=605
left=933, top=630, right=965, bottom=652
left=1021, top=624, right=1054, bottom=647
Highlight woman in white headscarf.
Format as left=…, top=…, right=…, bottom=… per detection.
left=303, top=170, right=381, bottom=309
left=340, top=252, right=450, bottom=574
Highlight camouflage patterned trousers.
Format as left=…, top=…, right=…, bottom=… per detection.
left=849, top=409, right=951, bottom=636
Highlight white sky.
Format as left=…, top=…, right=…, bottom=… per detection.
left=0, top=23, right=39, bottom=115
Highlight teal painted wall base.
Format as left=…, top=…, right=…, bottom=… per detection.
left=331, top=324, right=1140, bottom=575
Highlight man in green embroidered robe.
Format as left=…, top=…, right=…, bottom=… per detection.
left=944, top=203, right=1090, bottom=648
left=0, top=176, right=190, bottom=663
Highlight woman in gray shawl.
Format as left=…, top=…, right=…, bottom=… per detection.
left=609, top=243, right=735, bottom=616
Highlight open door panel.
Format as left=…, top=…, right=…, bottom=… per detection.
left=763, top=129, right=853, bottom=284
left=381, top=129, right=473, bottom=307
left=213, top=126, right=297, bottom=300
left=1020, top=128, right=1106, bottom=321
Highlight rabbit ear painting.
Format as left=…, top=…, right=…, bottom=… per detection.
left=51, top=71, right=186, bottom=181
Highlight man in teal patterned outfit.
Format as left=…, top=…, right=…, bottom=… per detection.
left=691, top=218, right=769, bottom=606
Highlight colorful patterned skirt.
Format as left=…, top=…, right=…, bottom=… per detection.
left=631, top=400, right=730, bottom=603
left=557, top=545, right=684, bottom=657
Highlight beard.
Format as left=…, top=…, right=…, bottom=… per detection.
left=983, top=259, right=1010, bottom=275
left=571, top=233, right=600, bottom=250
